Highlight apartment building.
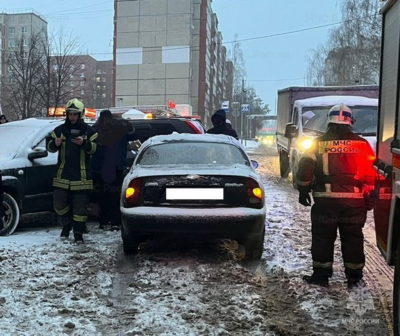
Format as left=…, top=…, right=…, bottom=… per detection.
left=0, top=12, right=47, bottom=105
left=114, top=0, right=233, bottom=124
left=53, top=55, right=113, bottom=109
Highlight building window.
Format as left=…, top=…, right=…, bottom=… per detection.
left=21, top=26, right=27, bottom=33
left=80, top=64, right=85, bottom=70
left=80, top=73, right=84, bottom=78
left=22, top=39, right=27, bottom=47
left=80, top=81, right=85, bottom=87
left=102, top=93, right=106, bottom=98
left=102, top=78, right=106, bottom=83
left=80, top=89, right=85, bottom=95
left=8, top=39, right=15, bottom=48
left=96, top=77, right=101, bottom=82
left=96, top=85, right=101, bottom=90
left=8, top=27, right=15, bottom=35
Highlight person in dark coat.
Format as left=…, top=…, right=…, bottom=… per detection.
left=207, top=109, right=239, bottom=140
left=92, top=110, right=135, bottom=230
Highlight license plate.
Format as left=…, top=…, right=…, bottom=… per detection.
left=166, top=188, right=224, bottom=200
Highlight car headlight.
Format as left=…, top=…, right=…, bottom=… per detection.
left=298, top=138, right=314, bottom=151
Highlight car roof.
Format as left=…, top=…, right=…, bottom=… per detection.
left=295, top=95, right=378, bottom=108
left=2, top=118, right=63, bottom=128
left=145, top=133, right=240, bottom=147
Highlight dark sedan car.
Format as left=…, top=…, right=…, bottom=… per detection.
left=120, top=133, right=266, bottom=260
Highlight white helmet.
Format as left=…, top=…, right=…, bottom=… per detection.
left=328, top=104, right=353, bottom=125
left=226, top=119, right=232, bottom=124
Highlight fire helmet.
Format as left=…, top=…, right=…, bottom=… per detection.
left=327, top=104, right=353, bottom=125
left=65, top=98, right=85, bottom=114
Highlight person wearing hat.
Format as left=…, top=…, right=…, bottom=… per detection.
left=296, top=104, right=376, bottom=288
left=207, top=109, right=239, bottom=140
left=47, top=99, right=98, bottom=243
left=0, top=115, right=8, bottom=124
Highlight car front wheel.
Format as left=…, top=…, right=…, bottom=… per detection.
left=0, top=193, right=20, bottom=236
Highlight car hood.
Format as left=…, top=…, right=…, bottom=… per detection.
left=129, top=165, right=260, bottom=180
left=0, top=158, right=27, bottom=171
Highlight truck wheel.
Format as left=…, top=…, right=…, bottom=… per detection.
left=394, top=254, right=400, bottom=335
left=279, top=151, right=290, bottom=178
left=0, top=193, right=20, bottom=236
left=243, top=227, right=265, bottom=261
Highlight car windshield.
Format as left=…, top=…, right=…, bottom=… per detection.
left=0, top=126, right=37, bottom=160
left=302, top=105, right=378, bottom=135
left=137, top=142, right=250, bottom=166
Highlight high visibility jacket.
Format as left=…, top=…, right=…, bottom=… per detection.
left=296, top=125, right=376, bottom=206
left=47, top=120, right=98, bottom=191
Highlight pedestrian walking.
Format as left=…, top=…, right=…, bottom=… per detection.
left=207, top=109, right=239, bottom=140
left=92, top=110, right=134, bottom=230
left=47, top=99, right=98, bottom=243
left=296, top=104, right=376, bottom=288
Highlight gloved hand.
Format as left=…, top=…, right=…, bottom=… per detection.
left=299, top=191, right=312, bottom=206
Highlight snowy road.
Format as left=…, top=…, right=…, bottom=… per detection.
left=0, top=148, right=394, bottom=335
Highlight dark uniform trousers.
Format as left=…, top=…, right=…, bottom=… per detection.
left=54, top=188, right=89, bottom=234
left=311, top=202, right=367, bottom=280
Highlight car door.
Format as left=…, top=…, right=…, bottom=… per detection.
left=23, top=125, right=59, bottom=213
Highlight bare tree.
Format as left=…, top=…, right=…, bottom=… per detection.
left=230, top=35, right=247, bottom=95
left=4, top=33, right=47, bottom=119
left=40, top=31, right=81, bottom=113
left=307, top=0, right=381, bottom=86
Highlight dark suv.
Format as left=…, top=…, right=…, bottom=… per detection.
left=126, top=117, right=205, bottom=165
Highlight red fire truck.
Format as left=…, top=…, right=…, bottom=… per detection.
left=374, top=0, right=400, bottom=333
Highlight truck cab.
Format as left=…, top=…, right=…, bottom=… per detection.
left=282, top=95, right=378, bottom=186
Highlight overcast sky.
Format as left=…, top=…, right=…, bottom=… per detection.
left=3, top=0, right=344, bottom=112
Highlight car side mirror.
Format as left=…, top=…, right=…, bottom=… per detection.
left=28, top=147, right=48, bottom=161
left=251, top=160, right=259, bottom=169
left=285, top=123, right=298, bottom=138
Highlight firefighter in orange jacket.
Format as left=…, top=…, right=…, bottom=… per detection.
left=297, top=104, right=376, bottom=288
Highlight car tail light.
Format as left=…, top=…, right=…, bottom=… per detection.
left=246, top=178, right=264, bottom=208
left=184, top=120, right=204, bottom=134
left=123, top=178, right=143, bottom=208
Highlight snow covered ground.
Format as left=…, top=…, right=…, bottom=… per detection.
left=0, top=152, right=393, bottom=335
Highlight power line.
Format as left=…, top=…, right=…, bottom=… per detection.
left=85, top=13, right=378, bottom=56
left=43, top=1, right=111, bottom=16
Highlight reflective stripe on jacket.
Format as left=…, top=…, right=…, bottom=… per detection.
left=296, top=126, right=376, bottom=201
left=47, top=121, right=98, bottom=191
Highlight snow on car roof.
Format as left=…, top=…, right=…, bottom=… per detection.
left=144, top=133, right=241, bottom=147
left=295, top=95, right=378, bottom=108
left=2, top=118, right=63, bottom=128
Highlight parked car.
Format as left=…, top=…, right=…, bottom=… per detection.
left=120, top=133, right=266, bottom=260
left=0, top=118, right=62, bottom=235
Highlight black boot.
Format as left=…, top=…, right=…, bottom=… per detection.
left=303, top=274, right=329, bottom=287
left=60, top=226, right=71, bottom=239
left=347, top=278, right=365, bottom=289
left=74, top=232, right=84, bottom=244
